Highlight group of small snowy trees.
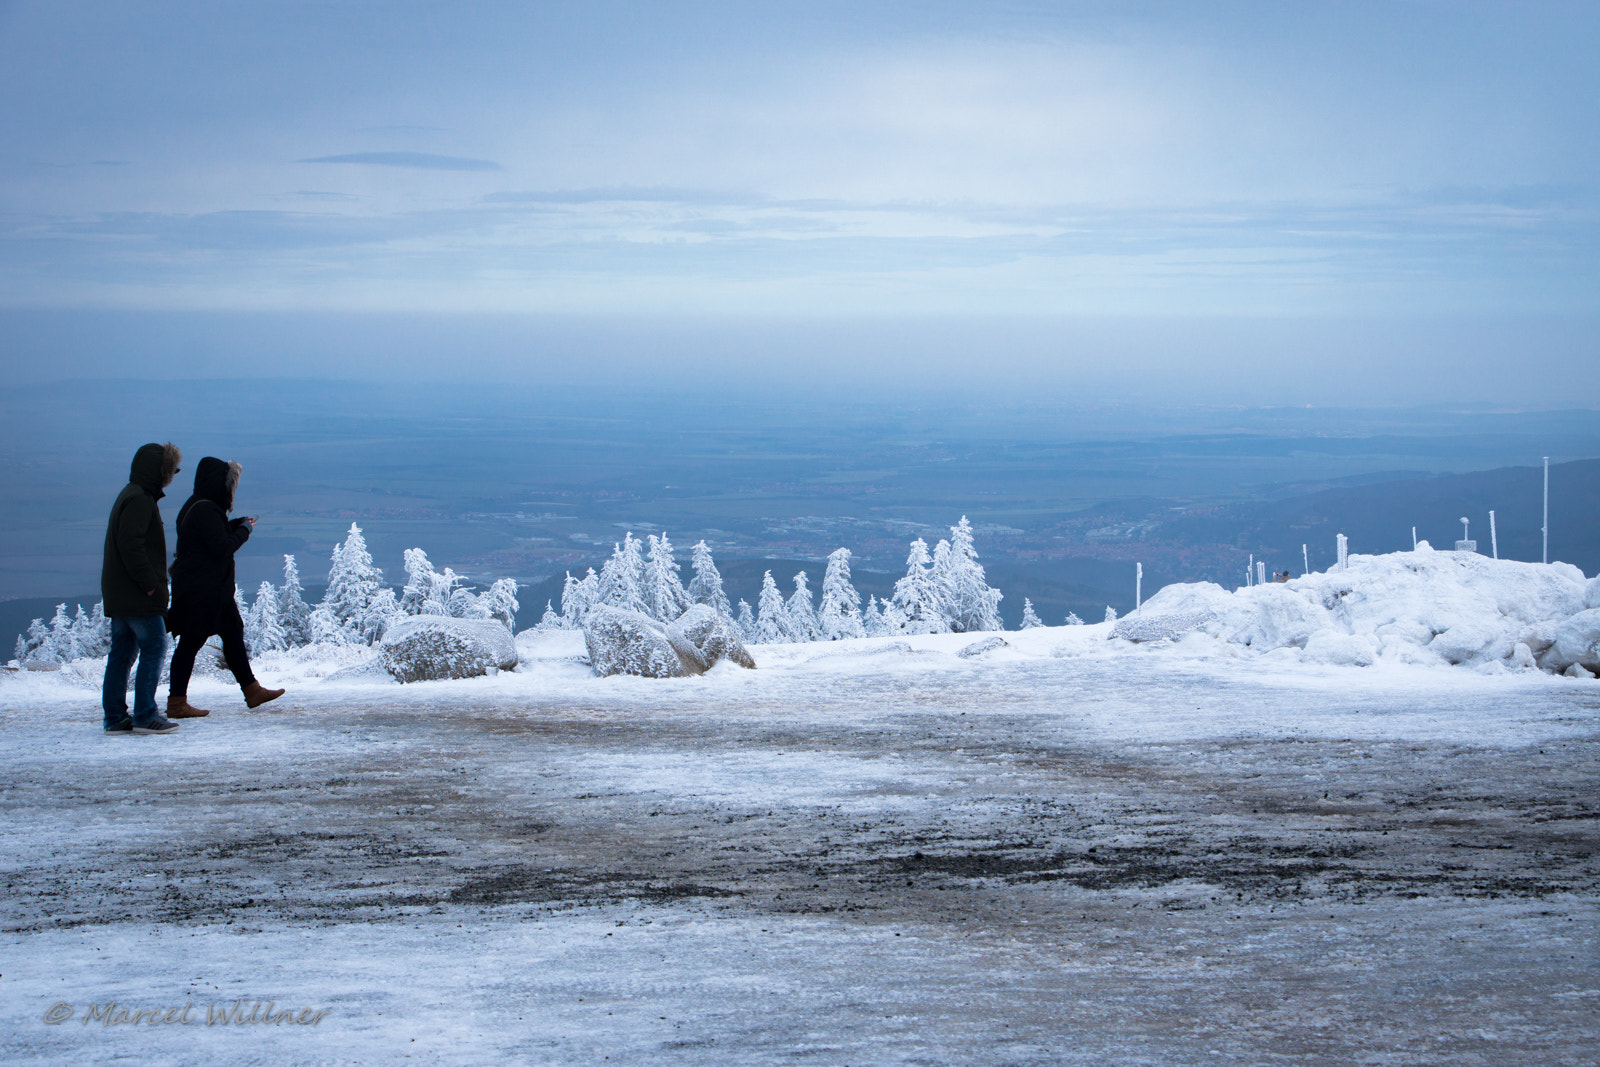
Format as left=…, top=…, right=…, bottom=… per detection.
left=12, top=602, right=111, bottom=666
left=240, top=524, right=520, bottom=653
left=11, top=523, right=521, bottom=667
left=543, top=517, right=1005, bottom=645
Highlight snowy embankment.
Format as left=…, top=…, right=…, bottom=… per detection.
left=1119, top=544, right=1600, bottom=676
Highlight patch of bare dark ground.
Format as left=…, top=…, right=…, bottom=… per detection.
left=3, top=703, right=1595, bottom=930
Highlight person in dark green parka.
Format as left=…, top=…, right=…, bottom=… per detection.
left=101, top=442, right=183, bottom=734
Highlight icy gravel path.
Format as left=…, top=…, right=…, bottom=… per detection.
left=1, top=636, right=1597, bottom=1065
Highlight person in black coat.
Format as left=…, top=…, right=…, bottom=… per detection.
left=166, top=457, right=285, bottom=717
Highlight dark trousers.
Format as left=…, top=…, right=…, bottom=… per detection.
left=103, top=615, right=168, bottom=727
left=169, top=627, right=256, bottom=698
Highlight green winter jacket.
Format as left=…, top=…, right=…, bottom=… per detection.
left=101, top=443, right=173, bottom=617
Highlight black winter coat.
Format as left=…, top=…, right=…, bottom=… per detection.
left=101, top=443, right=172, bottom=617
left=168, top=457, right=251, bottom=637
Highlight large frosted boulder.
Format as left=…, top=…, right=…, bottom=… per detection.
left=673, top=605, right=756, bottom=670
left=381, top=616, right=517, bottom=683
left=584, top=606, right=706, bottom=678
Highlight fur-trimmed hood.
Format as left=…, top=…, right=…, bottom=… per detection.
left=128, top=442, right=182, bottom=498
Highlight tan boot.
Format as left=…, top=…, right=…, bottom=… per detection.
left=166, top=696, right=211, bottom=719
left=242, top=681, right=285, bottom=709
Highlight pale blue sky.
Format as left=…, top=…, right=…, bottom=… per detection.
left=2, top=1, right=1595, bottom=315
left=0, top=2, right=1596, bottom=401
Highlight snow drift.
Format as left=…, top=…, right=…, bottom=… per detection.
left=1121, top=544, right=1595, bottom=673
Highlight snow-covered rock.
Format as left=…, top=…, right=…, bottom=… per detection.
left=673, top=605, right=757, bottom=670
left=380, top=616, right=517, bottom=683
left=583, top=606, right=707, bottom=678
left=1303, top=631, right=1377, bottom=667
left=957, top=636, right=1008, bottom=658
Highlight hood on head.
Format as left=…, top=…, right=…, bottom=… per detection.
left=129, top=442, right=177, bottom=495
left=192, top=456, right=237, bottom=512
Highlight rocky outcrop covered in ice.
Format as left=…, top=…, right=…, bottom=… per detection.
left=380, top=616, right=517, bottom=683
left=1119, top=545, right=1595, bottom=673
left=584, top=604, right=757, bottom=678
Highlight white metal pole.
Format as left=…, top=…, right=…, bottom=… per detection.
left=1542, top=456, right=1549, bottom=564
left=1412, top=526, right=1417, bottom=550
left=1248, top=553, right=1254, bottom=586
left=1135, top=562, right=1142, bottom=611
left=1302, top=543, right=1309, bottom=575
left=1489, top=510, right=1497, bottom=559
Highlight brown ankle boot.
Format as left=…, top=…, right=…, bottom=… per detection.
left=242, top=681, right=285, bottom=709
left=167, top=696, right=211, bottom=719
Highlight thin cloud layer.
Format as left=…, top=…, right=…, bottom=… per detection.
left=299, top=152, right=502, bottom=171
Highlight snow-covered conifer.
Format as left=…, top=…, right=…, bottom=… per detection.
left=936, top=517, right=1003, bottom=632
left=786, top=571, right=821, bottom=642
left=735, top=599, right=756, bottom=641
left=754, top=571, right=792, bottom=644
left=447, top=582, right=488, bottom=620
left=44, top=603, right=78, bottom=662
left=596, top=534, right=646, bottom=614
left=861, top=595, right=884, bottom=637
left=81, top=602, right=111, bottom=657
left=401, top=548, right=445, bottom=615
left=307, top=606, right=353, bottom=647
left=322, top=524, right=386, bottom=641
left=18, top=617, right=51, bottom=663
left=1104, top=606, right=1117, bottom=623
left=818, top=548, right=864, bottom=640
left=891, top=539, right=949, bottom=635
left=1020, top=599, right=1043, bottom=629
left=278, top=555, right=313, bottom=647
left=538, top=600, right=560, bottom=630
left=1065, top=611, right=1084, bottom=626
left=687, top=540, right=733, bottom=619
left=481, top=578, right=520, bottom=632
left=244, top=581, right=288, bottom=653
left=645, top=533, right=690, bottom=622
left=561, top=569, right=599, bottom=628
left=361, top=587, right=400, bottom=644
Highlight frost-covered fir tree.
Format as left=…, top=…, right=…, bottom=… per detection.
left=754, top=571, right=793, bottom=644
left=645, top=533, right=690, bottom=622
left=686, top=540, right=733, bottom=619
left=45, top=604, right=77, bottom=662
left=278, top=555, right=313, bottom=647
left=307, top=605, right=353, bottom=646
left=363, top=587, right=400, bottom=643
left=322, top=524, right=387, bottom=642
left=244, top=581, right=288, bottom=653
left=16, top=616, right=51, bottom=663
left=1020, top=598, right=1043, bottom=629
left=735, top=599, right=757, bottom=641
left=1104, top=606, right=1117, bottom=623
left=596, top=534, right=647, bottom=614
left=934, top=517, right=1003, bottom=632
left=480, top=578, right=520, bottom=632
left=861, top=595, right=885, bottom=637
left=538, top=600, right=560, bottom=630
left=818, top=548, right=864, bottom=640
left=1065, top=611, right=1084, bottom=626
left=786, top=571, right=821, bottom=642
left=80, top=602, right=111, bottom=657
left=891, top=539, right=950, bottom=635
left=401, top=548, right=448, bottom=615
left=561, top=568, right=598, bottom=628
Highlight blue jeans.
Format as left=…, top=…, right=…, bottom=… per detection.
left=102, top=615, right=169, bottom=727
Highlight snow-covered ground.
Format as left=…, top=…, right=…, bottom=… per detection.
left=2, top=619, right=1597, bottom=1065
